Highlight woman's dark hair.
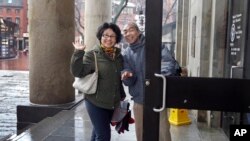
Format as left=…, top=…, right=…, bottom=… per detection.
left=96, top=22, right=122, bottom=43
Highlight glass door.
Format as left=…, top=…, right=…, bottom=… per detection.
left=223, top=0, right=250, bottom=136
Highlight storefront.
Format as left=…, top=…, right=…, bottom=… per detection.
left=0, top=18, right=18, bottom=59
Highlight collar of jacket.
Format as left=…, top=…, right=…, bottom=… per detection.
left=129, top=34, right=145, bottom=51
left=93, top=45, right=122, bottom=60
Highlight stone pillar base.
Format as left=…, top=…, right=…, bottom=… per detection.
left=17, top=96, right=83, bottom=132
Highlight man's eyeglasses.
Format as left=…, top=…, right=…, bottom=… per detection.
left=102, top=34, right=116, bottom=39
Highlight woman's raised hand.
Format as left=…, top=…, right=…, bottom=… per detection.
left=72, top=40, right=86, bottom=50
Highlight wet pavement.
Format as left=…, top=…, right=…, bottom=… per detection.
left=0, top=52, right=29, bottom=71
left=0, top=51, right=230, bottom=141
left=0, top=52, right=29, bottom=140
left=0, top=71, right=29, bottom=140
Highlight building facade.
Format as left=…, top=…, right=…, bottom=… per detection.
left=176, top=0, right=250, bottom=137
left=112, top=0, right=137, bottom=30
left=0, top=0, right=28, bottom=50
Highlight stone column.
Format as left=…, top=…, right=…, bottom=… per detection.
left=28, top=0, right=75, bottom=105
left=175, top=0, right=183, bottom=62
left=207, top=0, right=227, bottom=128
left=180, top=0, right=189, bottom=66
left=84, top=0, right=112, bottom=50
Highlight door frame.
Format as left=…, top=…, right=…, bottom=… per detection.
left=143, top=0, right=163, bottom=141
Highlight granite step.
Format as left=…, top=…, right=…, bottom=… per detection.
left=7, top=110, right=75, bottom=141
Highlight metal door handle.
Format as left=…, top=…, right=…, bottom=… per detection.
left=230, top=66, right=243, bottom=78
left=153, top=73, right=166, bottom=112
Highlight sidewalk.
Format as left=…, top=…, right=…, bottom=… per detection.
left=0, top=70, right=229, bottom=141
left=0, top=70, right=29, bottom=140
left=0, top=70, right=136, bottom=141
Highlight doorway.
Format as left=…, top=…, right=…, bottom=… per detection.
left=222, top=0, right=250, bottom=136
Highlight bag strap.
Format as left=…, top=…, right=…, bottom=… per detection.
left=93, top=52, right=98, bottom=72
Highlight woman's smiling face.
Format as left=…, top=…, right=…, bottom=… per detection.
left=101, top=28, right=117, bottom=48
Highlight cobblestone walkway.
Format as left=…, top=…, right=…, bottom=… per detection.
left=0, top=70, right=29, bottom=140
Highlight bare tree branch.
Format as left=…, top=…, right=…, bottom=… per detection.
left=164, top=0, right=177, bottom=24
left=75, top=5, right=85, bottom=30
left=74, top=1, right=84, bottom=41
left=112, top=0, right=128, bottom=24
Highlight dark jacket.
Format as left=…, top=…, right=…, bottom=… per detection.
left=122, top=34, right=145, bottom=104
left=122, top=35, right=181, bottom=104
left=161, top=46, right=181, bottom=76
left=70, top=45, right=125, bottom=109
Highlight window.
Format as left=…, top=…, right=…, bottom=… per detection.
left=122, top=8, right=133, bottom=14
left=6, top=17, right=12, bottom=21
left=6, top=8, right=11, bottom=13
left=15, top=17, right=20, bottom=24
left=8, top=0, right=13, bottom=3
left=15, top=9, right=20, bottom=14
left=15, top=26, right=20, bottom=35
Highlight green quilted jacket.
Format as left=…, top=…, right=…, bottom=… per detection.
left=70, top=45, right=125, bottom=109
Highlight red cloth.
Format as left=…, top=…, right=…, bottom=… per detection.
left=111, top=110, right=135, bottom=134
